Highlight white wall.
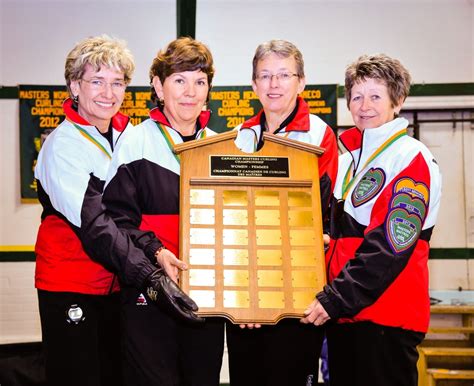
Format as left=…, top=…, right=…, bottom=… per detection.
left=0, top=0, right=473, bottom=347
left=2, top=0, right=473, bottom=86
left=198, top=0, right=473, bottom=86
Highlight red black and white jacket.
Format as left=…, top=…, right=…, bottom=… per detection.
left=34, top=98, right=131, bottom=295
left=98, top=108, right=215, bottom=286
left=234, top=97, right=338, bottom=219
left=316, top=117, right=442, bottom=333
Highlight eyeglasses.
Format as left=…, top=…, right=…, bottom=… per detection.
left=80, top=78, right=127, bottom=91
left=255, top=72, right=299, bottom=83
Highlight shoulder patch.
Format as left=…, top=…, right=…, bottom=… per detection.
left=385, top=208, right=423, bottom=254
left=385, top=177, right=429, bottom=254
left=394, top=178, right=429, bottom=205
left=351, top=167, right=386, bottom=207
left=390, top=193, right=427, bottom=220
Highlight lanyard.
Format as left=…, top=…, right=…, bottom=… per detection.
left=156, top=122, right=207, bottom=164
left=341, top=128, right=406, bottom=200
left=71, top=121, right=112, bottom=159
left=251, top=128, right=290, bottom=152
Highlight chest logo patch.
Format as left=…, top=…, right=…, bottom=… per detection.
left=351, top=167, right=386, bottom=207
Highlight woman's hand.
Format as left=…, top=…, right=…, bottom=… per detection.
left=155, top=248, right=187, bottom=283
left=323, top=233, right=330, bottom=252
left=323, top=233, right=330, bottom=245
left=300, top=298, right=330, bottom=326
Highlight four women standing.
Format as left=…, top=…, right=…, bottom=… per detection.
left=35, top=34, right=441, bottom=386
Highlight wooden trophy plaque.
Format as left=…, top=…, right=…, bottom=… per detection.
left=174, top=130, right=326, bottom=325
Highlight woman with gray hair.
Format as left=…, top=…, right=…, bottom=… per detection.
left=230, top=39, right=338, bottom=386
left=34, top=34, right=134, bottom=386
left=302, top=53, right=442, bottom=386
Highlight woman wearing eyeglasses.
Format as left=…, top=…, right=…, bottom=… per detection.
left=34, top=35, right=135, bottom=386
left=302, top=54, right=442, bottom=386
left=230, top=40, right=338, bottom=386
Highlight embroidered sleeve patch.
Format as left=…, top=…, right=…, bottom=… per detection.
left=394, top=178, right=429, bottom=205
left=385, top=178, right=429, bottom=254
left=391, top=193, right=427, bottom=220
left=386, top=209, right=423, bottom=253
left=351, top=167, right=386, bottom=207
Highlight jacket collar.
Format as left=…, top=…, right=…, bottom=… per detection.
left=241, top=96, right=310, bottom=132
left=63, top=98, right=130, bottom=132
left=149, top=107, right=211, bottom=129
left=340, top=117, right=409, bottom=153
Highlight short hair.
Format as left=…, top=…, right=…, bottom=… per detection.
left=149, top=37, right=215, bottom=106
left=252, top=40, right=305, bottom=80
left=64, top=34, right=135, bottom=97
left=344, top=53, right=411, bottom=109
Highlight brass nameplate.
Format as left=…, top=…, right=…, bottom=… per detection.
left=224, top=270, right=249, bottom=287
left=190, top=290, right=216, bottom=308
left=190, top=228, right=216, bottom=245
left=189, top=269, right=215, bottom=286
left=223, top=209, right=248, bottom=226
left=223, top=190, right=248, bottom=206
left=255, top=209, right=280, bottom=226
left=190, top=208, right=215, bottom=225
left=289, top=230, right=315, bottom=246
left=290, top=250, right=317, bottom=266
left=293, top=291, right=315, bottom=309
left=255, top=191, right=280, bottom=206
left=223, top=229, right=248, bottom=245
left=288, top=191, right=312, bottom=207
left=224, top=290, right=250, bottom=308
left=256, top=229, right=282, bottom=246
left=223, top=249, right=249, bottom=266
left=257, top=250, right=282, bottom=266
left=292, top=271, right=318, bottom=288
left=288, top=210, right=313, bottom=227
left=190, top=189, right=215, bottom=205
left=210, top=156, right=289, bottom=178
left=258, top=270, right=283, bottom=287
left=189, top=248, right=215, bottom=265
left=259, top=291, right=285, bottom=308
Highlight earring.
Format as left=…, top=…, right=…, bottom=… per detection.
left=73, top=95, right=79, bottom=103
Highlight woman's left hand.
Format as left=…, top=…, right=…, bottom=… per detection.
left=155, top=248, right=187, bottom=283
left=300, top=298, right=330, bottom=326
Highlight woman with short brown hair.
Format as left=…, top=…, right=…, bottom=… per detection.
left=101, top=37, right=223, bottom=386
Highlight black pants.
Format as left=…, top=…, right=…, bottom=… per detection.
left=326, top=322, right=424, bottom=386
left=37, top=289, right=122, bottom=386
left=121, top=286, right=225, bottom=386
left=226, top=319, right=325, bottom=386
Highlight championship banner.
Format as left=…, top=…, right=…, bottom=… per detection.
left=19, top=84, right=337, bottom=200
left=19, top=85, right=151, bottom=200
left=207, top=84, right=338, bottom=133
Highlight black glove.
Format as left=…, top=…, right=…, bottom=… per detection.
left=145, top=268, right=204, bottom=324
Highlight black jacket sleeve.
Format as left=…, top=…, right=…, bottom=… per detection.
left=80, top=173, right=156, bottom=287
